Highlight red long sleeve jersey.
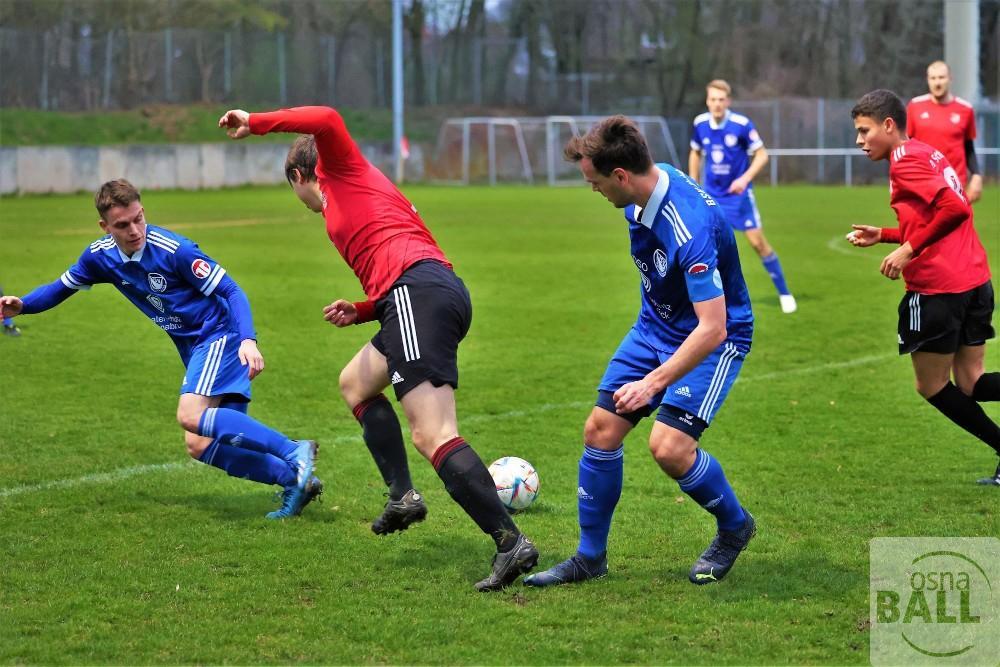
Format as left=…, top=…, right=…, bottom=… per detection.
left=250, top=107, right=451, bottom=301
left=887, top=139, right=990, bottom=294
left=906, top=95, right=976, bottom=185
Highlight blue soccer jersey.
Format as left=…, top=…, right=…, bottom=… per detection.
left=59, top=225, right=242, bottom=363
left=689, top=110, right=764, bottom=197
left=622, top=163, right=753, bottom=352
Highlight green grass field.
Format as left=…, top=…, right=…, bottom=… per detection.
left=1, top=184, right=998, bottom=665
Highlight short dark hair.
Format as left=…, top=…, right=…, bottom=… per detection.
left=563, top=115, right=654, bottom=176
left=95, top=179, right=141, bottom=220
left=851, top=89, right=907, bottom=131
left=285, top=135, right=318, bottom=183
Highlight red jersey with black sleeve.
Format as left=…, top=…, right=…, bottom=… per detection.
left=249, top=106, right=451, bottom=302
left=906, top=95, right=977, bottom=184
left=884, top=139, right=990, bottom=295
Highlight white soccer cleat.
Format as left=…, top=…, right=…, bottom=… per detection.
left=779, top=294, right=797, bottom=314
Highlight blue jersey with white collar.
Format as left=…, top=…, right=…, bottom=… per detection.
left=59, top=225, right=237, bottom=361
left=623, top=163, right=753, bottom=352
left=690, top=110, right=764, bottom=196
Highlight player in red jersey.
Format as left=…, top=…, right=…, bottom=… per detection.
left=847, top=89, right=999, bottom=486
left=907, top=61, right=982, bottom=204
left=219, top=106, right=539, bottom=588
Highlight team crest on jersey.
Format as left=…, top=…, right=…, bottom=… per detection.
left=191, top=259, right=211, bottom=279
left=711, top=149, right=724, bottom=164
left=920, top=111, right=930, bottom=119
left=653, top=249, right=668, bottom=276
left=146, top=294, right=165, bottom=313
left=147, top=273, right=167, bottom=292
left=688, top=262, right=710, bottom=275
left=950, top=113, right=961, bottom=124
left=724, top=133, right=738, bottom=147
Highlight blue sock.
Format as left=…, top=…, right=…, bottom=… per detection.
left=576, top=445, right=624, bottom=560
left=198, top=439, right=296, bottom=487
left=198, top=407, right=298, bottom=460
left=676, top=449, right=746, bottom=531
left=761, top=253, right=791, bottom=296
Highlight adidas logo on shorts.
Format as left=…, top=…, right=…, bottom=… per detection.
left=391, top=371, right=405, bottom=385
left=674, top=385, right=692, bottom=397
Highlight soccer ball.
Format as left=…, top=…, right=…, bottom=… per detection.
left=488, top=456, right=539, bottom=511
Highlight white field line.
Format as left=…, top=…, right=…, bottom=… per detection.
left=826, top=234, right=881, bottom=260
left=4, top=341, right=993, bottom=499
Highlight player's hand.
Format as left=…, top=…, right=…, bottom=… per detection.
left=0, top=295, right=23, bottom=318
left=613, top=378, right=661, bottom=414
left=847, top=224, right=881, bottom=247
left=218, top=109, right=251, bottom=140
left=727, top=177, right=749, bottom=195
left=967, top=174, right=983, bottom=204
left=238, top=339, right=265, bottom=379
left=323, top=299, right=357, bottom=327
left=880, top=243, right=913, bottom=281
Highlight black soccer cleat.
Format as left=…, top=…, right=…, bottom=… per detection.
left=688, top=511, right=756, bottom=585
left=975, top=461, right=1000, bottom=487
left=371, top=489, right=428, bottom=535
left=523, top=552, right=608, bottom=588
left=474, top=533, right=539, bottom=592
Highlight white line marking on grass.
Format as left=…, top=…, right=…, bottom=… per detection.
left=5, top=340, right=994, bottom=499
left=826, top=235, right=881, bottom=260
left=0, top=461, right=198, bottom=499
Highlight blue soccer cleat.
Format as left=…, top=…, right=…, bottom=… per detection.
left=267, top=475, right=324, bottom=520
left=688, top=511, right=756, bottom=585
left=523, top=552, right=608, bottom=587
left=288, top=439, right=318, bottom=490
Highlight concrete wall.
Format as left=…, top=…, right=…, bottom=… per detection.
left=0, top=142, right=425, bottom=195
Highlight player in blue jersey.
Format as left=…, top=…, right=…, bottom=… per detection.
left=0, top=179, right=321, bottom=518
left=524, top=116, right=757, bottom=588
left=689, top=79, right=797, bottom=314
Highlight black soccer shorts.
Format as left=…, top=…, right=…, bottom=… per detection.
left=371, top=260, right=473, bottom=400
left=897, top=280, right=995, bottom=355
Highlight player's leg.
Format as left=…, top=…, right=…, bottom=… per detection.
left=952, top=345, right=1000, bottom=486
left=955, top=281, right=999, bottom=403
left=524, top=404, right=635, bottom=588
left=655, top=341, right=754, bottom=584
left=400, top=380, right=538, bottom=591
left=525, top=328, right=657, bottom=589
left=178, top=334, right=319, bottom=517
left=742, top=191, right=794, bottom=312
left=340, top=340, right=417, bottom=521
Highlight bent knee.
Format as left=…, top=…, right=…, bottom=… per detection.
left=915, top=379, right=947, bottom=399
left=584, top=415, right=621, bottom=447
left=185, top=433, right=211, bottom=458
left=648, top=439, right=693, bottom=475
left=176, top=407, right=204, bottom=433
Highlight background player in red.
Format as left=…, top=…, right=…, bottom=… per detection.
left=218, top=106, right=539, bottom=590
left=847, top=89, right=999, bottom=486
left=906, top=61, right=982, bottom=204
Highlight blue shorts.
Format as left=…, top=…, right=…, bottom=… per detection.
left=714, top=190, right=762, bottom=232
left=180, top=331, right=252, bottom=400
left=598, top=327, right=746, bottom=424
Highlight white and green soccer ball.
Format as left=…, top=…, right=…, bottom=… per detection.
left=488, top=456, right=539, bottom=511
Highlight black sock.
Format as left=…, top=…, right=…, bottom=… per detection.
left=431, top=437, right=520, bottom=551
left=927, top=382, right=1000, bottom=455
left=353, top=394, right=413, bottom=501
left=972, top=372, right=1000, bottom=402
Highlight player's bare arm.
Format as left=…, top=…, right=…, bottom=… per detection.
left=614, top=295, right=727, bottom=413
left=879, top=242, right=914, bottom=280
left=729, top=148, right=768, bottom=195
left=219, top=109, right=251, bottom=139
left=688, top=149, right=702, bottom=182
left=0, top=295, right=23, bottom=318
left=323, top=299, right=358, bottom=327
left=846, top=224, right=882, bottom=247
left=967, top=174, right=983, bottom=204
left=238, top=339, right=264, bottom=379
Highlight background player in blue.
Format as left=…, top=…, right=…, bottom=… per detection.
left=525, top=116, right=756, bottom=588
left=0, top=179, right=321, bottom=519
left=689, top=79, right=797, bottom=314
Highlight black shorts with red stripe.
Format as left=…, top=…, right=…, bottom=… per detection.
left=897, top=280, right=995, bottom=355
left=372, top=260, right=473, bottom=400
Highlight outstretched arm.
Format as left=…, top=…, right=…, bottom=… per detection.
left=8, top=280, right=79, bottom=315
